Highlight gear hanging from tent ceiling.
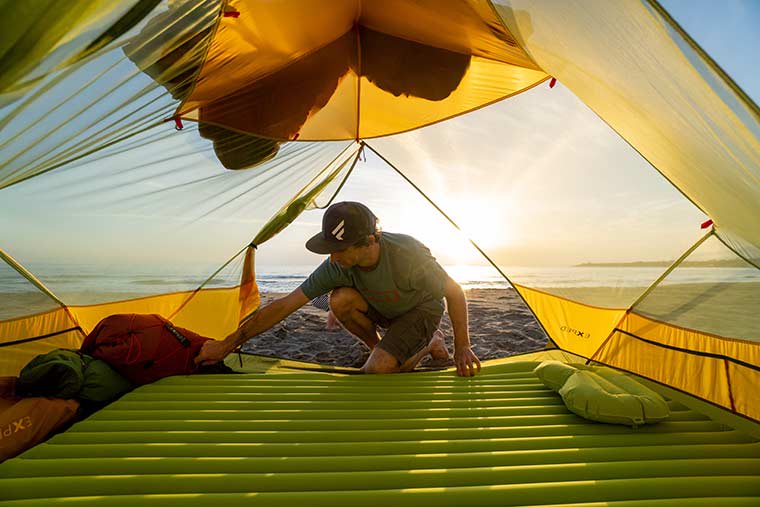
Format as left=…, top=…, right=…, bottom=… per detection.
left=126, top=0, right=546, bottom=159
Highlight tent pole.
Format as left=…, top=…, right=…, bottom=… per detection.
left=628, top=226, right=715, bottom=311
left=0, top=248, right=67, bottom=308
left=167, top=243, right=250, bottom=321
left=589, top=225, right=719, bottom=365
left=0, top=247, right=85, bottom=336
left=168, top=142, right=361, bottom=321
left=318, top=144, right=364, bottom=209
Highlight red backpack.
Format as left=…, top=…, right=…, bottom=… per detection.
left=80, top=314, right=211, bottom=385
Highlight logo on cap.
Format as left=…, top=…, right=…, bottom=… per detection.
left=305, top=201, right=378, bottom=254
left=331, top=219, right=345, bottom=241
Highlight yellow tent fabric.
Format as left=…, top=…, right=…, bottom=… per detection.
left=177, top=0, right=546, bottom=140
left=0, top=0, right=758, bottom=426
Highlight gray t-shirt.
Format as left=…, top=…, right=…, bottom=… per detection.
left=300, top=232, right=447, bottom=319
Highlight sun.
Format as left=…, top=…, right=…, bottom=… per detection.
left=384, top=196, right=512, bottom=267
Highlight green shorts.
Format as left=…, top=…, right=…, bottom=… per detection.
left=364, top=305, right=443, bottom=365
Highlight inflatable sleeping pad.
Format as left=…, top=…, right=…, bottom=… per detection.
left=0, top=359, right=758, bottom=506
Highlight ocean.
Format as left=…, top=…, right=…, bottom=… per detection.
left=3, top=262, right=758, bottom=296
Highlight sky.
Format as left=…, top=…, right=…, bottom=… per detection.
left=0, top=0, right=758, bottom=274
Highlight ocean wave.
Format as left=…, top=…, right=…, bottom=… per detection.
left=131, top=278, right=230, bottom=287
left=258, top=275, right=311, bottom=280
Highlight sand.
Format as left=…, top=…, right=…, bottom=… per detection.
left=241, top=288, right=549, bottom=368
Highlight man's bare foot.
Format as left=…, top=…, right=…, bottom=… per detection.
left=428, top=329, right=450, bottom=361
left=326, top=311, right=340, bottom=332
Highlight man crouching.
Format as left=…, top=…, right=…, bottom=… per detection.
left=196, top=202, right=481, bottom=376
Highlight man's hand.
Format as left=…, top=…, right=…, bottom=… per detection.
left=195, top=339, right=234, bottom=366
left=444, top=275, right=479, bottom=377
left=454, top=346, right=481, bottom=377
left=193, top=288, right=310, bottom=367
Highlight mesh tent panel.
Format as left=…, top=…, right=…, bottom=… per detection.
left=367, top=85, right=708, bottom=309
left=633, top=234, right=760, bottom=342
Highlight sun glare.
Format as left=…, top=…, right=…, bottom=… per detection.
left=384, top=195, right=513, bottom=267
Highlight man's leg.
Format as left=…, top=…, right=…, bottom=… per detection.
left=360, top=346, right=399, bottom=374
left=325, top=310, right=339, bottom=331
left=362, top=308, right=447, bottom=374
left=428, top=329, right=450, bottom=361
left=361, top=329, right=447, bottom=374
left=329, top=287, right=380, bottom=349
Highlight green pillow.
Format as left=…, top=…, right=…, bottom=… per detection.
left=533, top=361, right=670, bottom=427
left=532, top=360, right=577, bottom=391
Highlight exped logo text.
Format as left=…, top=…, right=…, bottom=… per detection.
left=0, top=416, right=32, bottom=439
left=560, top=325, right=591, bottom=339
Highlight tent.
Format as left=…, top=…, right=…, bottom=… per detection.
left=1, top=0, right=759, bottom=502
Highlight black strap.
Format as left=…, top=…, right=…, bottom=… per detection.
left=615, top=328, right=760, bottom=373
left=0, top=327, right=83, bottom=348
left=164, top=322, right=191, bottom=347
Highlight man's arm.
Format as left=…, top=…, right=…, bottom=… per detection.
left=195, top=287, right=310, bottom=365
left=444, top=275, right=481, bottom=377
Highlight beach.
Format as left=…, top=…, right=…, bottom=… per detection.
left=241, top=288, right=549, bottom=368
left=3, top=261, right=758, bottom=364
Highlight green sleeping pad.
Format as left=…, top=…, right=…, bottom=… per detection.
left=1, top=360, right=758, bottom=506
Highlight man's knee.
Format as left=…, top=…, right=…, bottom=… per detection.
left=329, top=287, right=366, bottom=318
left=361, top=347, right=400, bottom=374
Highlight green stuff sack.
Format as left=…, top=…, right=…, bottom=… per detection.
left=17, top=350, right=86, bottom=399
left=79, top=359, right=133, bottom=404
left=17, top=350, right=132, bottom=404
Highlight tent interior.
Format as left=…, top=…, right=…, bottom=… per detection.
left=1, top=0, right=759, bottom=504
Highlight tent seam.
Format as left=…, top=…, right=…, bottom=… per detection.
left=315, top=145, right=364, bottom=210
left=179, top=75, right=549, bottom=143
left=586, top=310, right=630, bottom=366
left=0, top=327, right=83, bottom=348
left=172, top=0, right=228, bottom=120
left=646, top=0, right=760, bottom=124
left=712, top=231, right=760, bottom=271
left=724, top=359, right=736, bottom=412
left=626, top=310, right=760, bottom=346
left=614, top=328, right=760, bottom=373
left=601, top=362, right=758, bottom=424
left=167, top=244, right=250, bottom=321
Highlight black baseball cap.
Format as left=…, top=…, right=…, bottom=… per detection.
left=305, top=202, right=378, bottom=254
